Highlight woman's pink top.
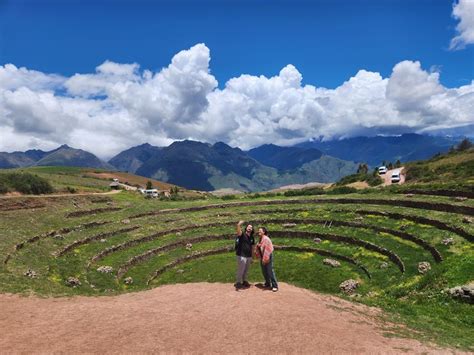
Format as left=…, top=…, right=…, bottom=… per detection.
left=257, top=235, right=274, bottom=263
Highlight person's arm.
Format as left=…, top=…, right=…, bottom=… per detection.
left=236, top=220, right=244, bottom=236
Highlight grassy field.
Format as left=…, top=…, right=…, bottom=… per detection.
left=1, top=189, right=473, bottom=350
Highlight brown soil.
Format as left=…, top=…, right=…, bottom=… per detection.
left=0, top=283, right=450, bottom=354
left=347, top=181, right=370, bottom=189
left=382, top=167, right=406, bottom=186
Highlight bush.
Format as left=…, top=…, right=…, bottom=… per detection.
left=327, top=186, right=357, bottom=195
left=221, top=194, right=236, bottom=200
left=66, top=186, right=77, bottom=194
left=366, top=174, right=383, bottom=187
left=0, top=172, right=53, bottom=195
left=283, top=187, right=326, bottom=197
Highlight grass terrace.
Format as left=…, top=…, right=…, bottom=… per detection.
left=0, top=190, right=473, bottom=350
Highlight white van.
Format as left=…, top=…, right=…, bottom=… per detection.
left=391, top=171, right=401, bottom=183
left=144, top=189, right=159, bottom=198
left=378, top=166, right=388, bottom=175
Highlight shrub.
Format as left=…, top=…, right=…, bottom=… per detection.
left=0, top=172, right=53, bottom=194
left=327, top=186, right=357, bottom=195
left=283, top=187, right=326, bottom=197
left=66, top=186, right=77, bottom=194
left=221, top=194, right=236, bottom=200
left=366, top=174, right=383, bottom=187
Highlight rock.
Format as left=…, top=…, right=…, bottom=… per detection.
left=124, top=277, right=133, bottom=285
left=121, top=219, right=130, bottom=224
left=462, top=217, right=473, bottom=224
left=313, top=238, right=322, bottom=244
left=405, top=193, right=414, bottom=198
left=441, top=237, right=454, bottom=246
left=176, top=232, right=182, bottom=236
left=399, top=224, right=408, bottom=231
left=65, top=277, right=81, bottom=287
left=185, top=243, right=193, bottom=250
left=339, top=279, right=359, bottom=295
left=418, top=261, right=431, bottom=274
left=282, top=223, right=297, bottom=228
left=379, top=262, right=389, bottom=269
left=323, top=258, right=341, bottom=268
left=176, top=269, right=185, bottom=274
left=53, top=234, right=64, bottom=240
left=447, top=284, right=474, bottom=304
left=24, top=269, right=37, bottom=278
left=453, top=196, right=467, bottom=202
left=100, top=239, right=107, bottom=243
left=354, top=216, right=364, bottom=221
left=97, top=266, right=113, bottom=274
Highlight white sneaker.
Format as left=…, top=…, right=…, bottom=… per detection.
left=272, top=287, right=278, bottom=292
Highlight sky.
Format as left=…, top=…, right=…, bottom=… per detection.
left=0, top=0, right=473, bottom=158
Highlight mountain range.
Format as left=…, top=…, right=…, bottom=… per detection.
left=0, top=134, right=464, bottom=191
left=297, top=133, right=460, bottom=166
left=0, top=145, right=113, bottom=170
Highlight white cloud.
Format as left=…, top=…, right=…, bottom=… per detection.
left=0, top=44, right=473, bottom=158
left=450, top=0, right=474, bottom=50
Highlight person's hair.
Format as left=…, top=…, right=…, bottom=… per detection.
left=259, top=226, right=268, bottom=235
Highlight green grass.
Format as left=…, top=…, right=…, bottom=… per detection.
left=0, top=190, right=473, bottom=350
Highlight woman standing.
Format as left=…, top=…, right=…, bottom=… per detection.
left=256, top=227, right=278, bottom=292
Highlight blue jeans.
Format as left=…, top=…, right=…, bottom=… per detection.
left=260, top=253, right=278, bottom=288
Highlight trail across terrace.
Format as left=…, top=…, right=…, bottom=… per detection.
left=0, top=283, right=447, bottom=354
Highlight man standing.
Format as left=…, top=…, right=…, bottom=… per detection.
left=235, top=220, right=255, bottom=289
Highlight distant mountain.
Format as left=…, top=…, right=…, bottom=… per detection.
left=247, top=144, right=323, bottom=170
left=0, top=145, right=113, bottom=170
left=108, top=143, right=162, bottom=173
left=36, top=145, right=114, bottom=170
left=135, top=140, right=263, bottom=191
left=297, top=133, right=461, bottom=166
left=0, top=152, right=37, bottom=168
left=119, top=140, right=358, bottom=191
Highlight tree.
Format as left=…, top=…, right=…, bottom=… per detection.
left=457, top=138, right=472, bottom=152
left=395, top=160, right=401, bottom=168
left=146, top=181, right=153, bottom=190
left=388, top=162, right=393, bottom=170
left=170, top=186, right=179, bottom=195
left=357, top=163, right=368, bottom=175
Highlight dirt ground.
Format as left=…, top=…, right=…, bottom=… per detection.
left=382, top=167, right=406, bottom=186
left=0, top=283, right=451, bottom=354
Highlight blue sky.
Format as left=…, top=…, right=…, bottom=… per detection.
left=0, top=0, right=473, bottom=157
left=1, top=0, right=472, bottom=88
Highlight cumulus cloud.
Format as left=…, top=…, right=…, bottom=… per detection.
left=0, top=44, right=473, bottom=158
left=450, top=0, right=474, bottom=50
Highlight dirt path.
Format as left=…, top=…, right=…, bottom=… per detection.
left=382, top=167, right=406, bottom=186
left=0, top=283, right=450, bottom=354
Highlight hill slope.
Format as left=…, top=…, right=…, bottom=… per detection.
left=247, top=144, right=323, bottom=170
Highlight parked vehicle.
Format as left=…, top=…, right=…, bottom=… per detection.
left=144, top=189, right=159, bottom=198
left=378, top=166, right=388, bottom=175
left=391, top=171, right=401, bottom=183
